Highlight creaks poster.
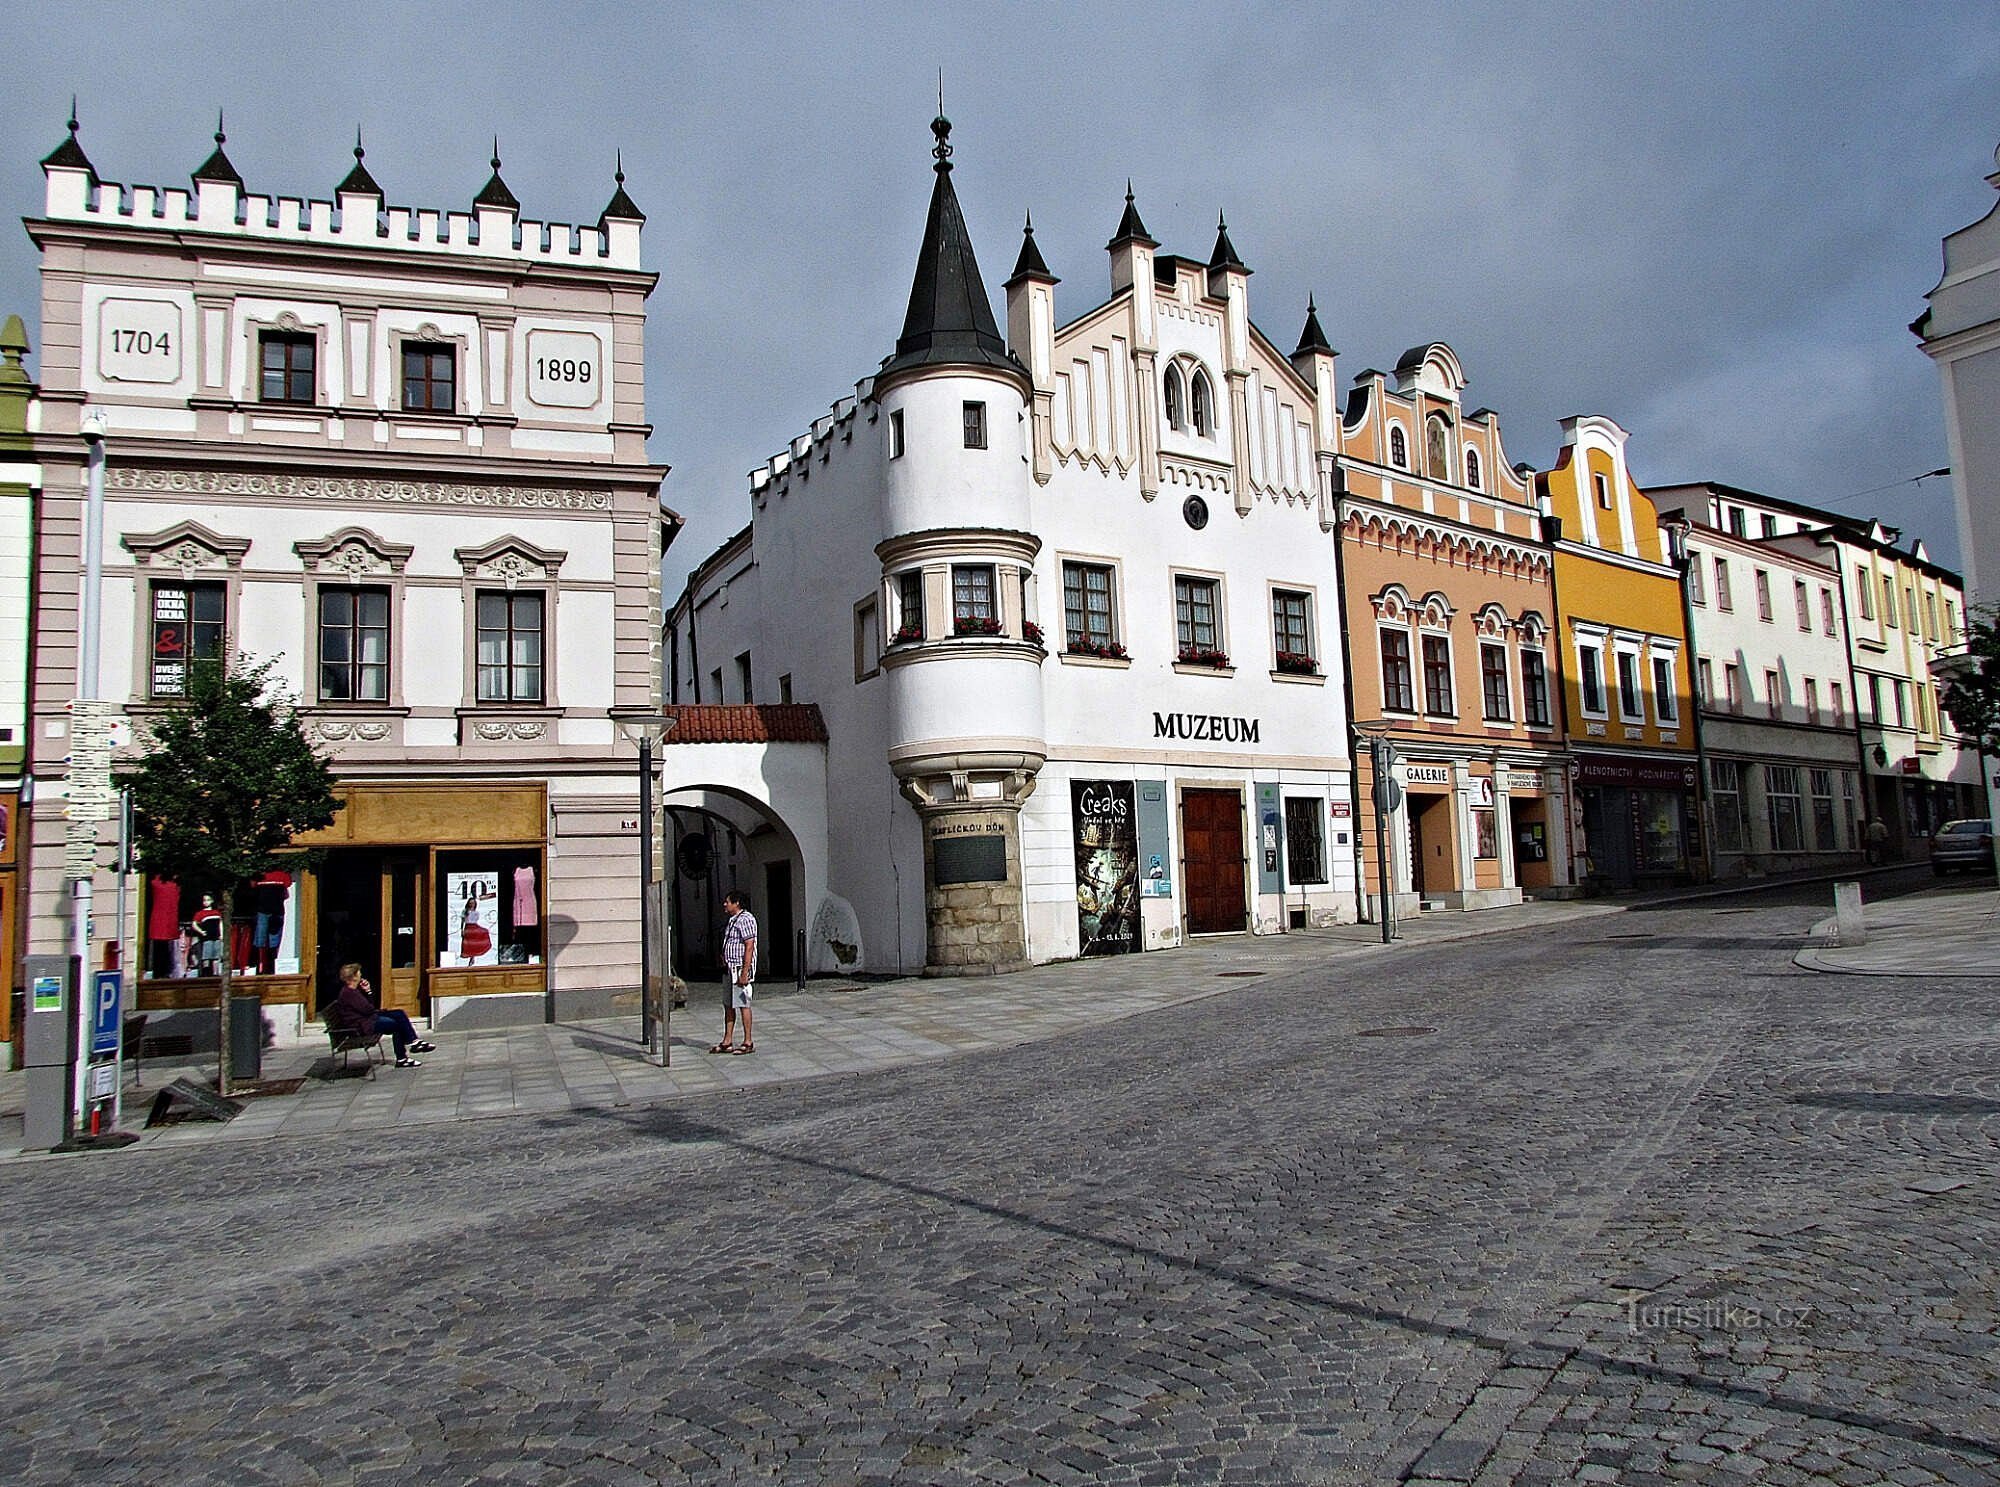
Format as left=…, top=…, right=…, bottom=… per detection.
left=1073, top=779, right=1139, bottom=955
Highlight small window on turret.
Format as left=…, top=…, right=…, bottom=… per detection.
left=889, top=409, right=905, bottom=459
left=962, top=402, right=987, bottom=449
left=1190, top=371, right=1213, bottom=437
left=1163, top=366, right=1185, bottom=431
left=1389, top=426, right=1408, bottom=469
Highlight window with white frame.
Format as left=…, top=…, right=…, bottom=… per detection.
left=476, top=592, right=545, bottom=703
left=1271, top=588, right=1314, bottom=671
left=1713, top=557, right=1733, bottom=610
left=1761, top=513, right=1779, bottom=538
left=1881, top=575, right=1897, bottom=626
left=1804, top=678, right=1819, bottom=724
left=1480, top=643, right=1510, bottom=722
left=1793, top=578, right=1811, bottom=630
left=1388, top=425, right=1408, bottom=469
left=1755, top=568, right=1773, bottom=621
left=1578, top=642, right=1606, bottom=715
left=1724, top=662, right=1744, bottom=711
left=1061, top=560, right=1118, bottom=654
left=1697, top=657, right=1713, bottom=704
left=317, top=586, right=390, bottom=702
left=1830, top=680, right=1844, bottom=726
left=1616, top=650, right=1644, bottom=721
left=1426, top=414, right=1452, bottom=482
left=1381, top=628, right=1415, bottom=713
left=1652, top=654, right=1678, bottom=723
left=1857, top=574, right=1875, bottom=620
left=1464, top=447, right=1482, bottom=490
left=1174, top=574, right=1224, bottom=662
left=1688, top=556, right=1706, bottom=605
left=888, top=409, right=905, bottom=459
left=1421, top=633, right=1455, bottom=715
left=1521, top=647, right=1551, bottom=727
left=952, top=564, right=997, bottom=633
left=962, top=401, right=987, bottom=450
left=1764, top=668, right=1783, bottom=719
left=1727, top=506, right=1747, bottom=537
left=894, top=569, right=924, bottom=642
left=1767, top=765, right=1804, bottom=851
left=1593, top=473, right=1611, bottom=510
left=1819, top=587, right=1836, bottom=636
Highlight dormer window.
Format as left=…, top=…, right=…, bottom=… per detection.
left=1189, top=370, right=1213, bottom=437
left=1593, top=473, right=1611, bottom=511
left=1389, top=426, right=1408, bottom=469
left=1464, top=447, right=1481, bottom=491
left=1163, top=366, right=1185, bottom=431
left=1425, top=414, right=1451, bottom=481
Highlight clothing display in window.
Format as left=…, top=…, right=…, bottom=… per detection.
left=513, top=865, right=538, bottom=927
left=252, top=869, right=294, bottom=974
left=192, top=899, right=224, bottom=973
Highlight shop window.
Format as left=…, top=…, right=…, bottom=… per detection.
left=1636, top=790, right=1686, bottom=871
left=150, top=581, right=226, bottom=699
left=1283, top=797, right=1325, bottom=884
left=1710, top=760, right=1746, bottom=854
left=1652, top=655, right=1678, bottom=723
left=1480, top=643, right=1510, bottom=721
left=1380, top=629, right=1415, bottom=713
left=1754, top=569, right=1772, bottom=621
left=1163, top=365, right=1185, bottom=431
left=1616, top=651, right=1643, bottom=721
left=1521, top=648, right=1550, bottom=727
left=1174, top=574, right=1223, bottom=661
left=401, top=341, right=456, bottom=413
left=436, top=851, right=543, bottom=968
left=318, top=586, right=390, bottom=702
left=1713, top=558, right=1733, bottom=611
left=1472, top=808, right=1497, bottom=860
left=259, top=330, right=316, bottom=404
left=1766, top=765, right=1804, bottom=851
left=1421, top=634, right=1455, bottom=715
left=1271, top=588, right=1314, bottom=672
left=1578, top=643, right=1605, bottom=716
left=1190, top=370, right=1213, bottom=437
left=962, top=400, right=987, bottom=450
left=475, top=590, right=544, bottom=703
left=952, top=564, right=997, bottom=633
left=1062, top=561, right=1118, bottom=652
left=1388, top=426, right=1407, bottom=469
left=1810, top=768, right=1837, bottom=850
left=140, top=870, right=297, bottom=980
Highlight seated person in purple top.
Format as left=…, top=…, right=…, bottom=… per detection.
left=330, top=962, right=434, bottom=1068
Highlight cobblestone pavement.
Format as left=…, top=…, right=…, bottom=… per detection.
left=3, top=883, right=1996, bottom=1486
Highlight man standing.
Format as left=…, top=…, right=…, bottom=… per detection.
left=710, top=890, right=758, bottom=1055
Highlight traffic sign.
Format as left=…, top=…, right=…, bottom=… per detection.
left=90, top=970, right=122, bottom=1056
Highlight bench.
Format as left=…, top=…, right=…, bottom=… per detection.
left=322, top=1010, right=387, bottom=1078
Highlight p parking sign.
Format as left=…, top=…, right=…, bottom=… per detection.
left=90, top=970, right=123, bottom=1056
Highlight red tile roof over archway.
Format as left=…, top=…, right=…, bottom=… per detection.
left=660, top=704, right=829, bottom=745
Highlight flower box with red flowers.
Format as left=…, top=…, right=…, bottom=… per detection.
left=1065, top=635, right=1130, bottom=661
left=953, top=615, right=1003, bottom=637
left=891, top=623, right=924, bottom=645
left=1022, top=620, right=1045, bottom=647
left=1177, top=645, right=1231, bottom=669
left=1275, top=650, right=1320, bottom=676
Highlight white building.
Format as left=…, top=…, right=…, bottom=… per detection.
left=22, top=116, right=672, bottom=1039
left=666, top=119, right=1354, bottom=976
left=1651, top=483, right=1866, bottom=875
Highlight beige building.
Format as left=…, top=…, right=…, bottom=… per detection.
left=21, top=116, right=672, bottom=1039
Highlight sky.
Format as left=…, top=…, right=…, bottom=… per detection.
left=6, top=1, right=1997, bottom=591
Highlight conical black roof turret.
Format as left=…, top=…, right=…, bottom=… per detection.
left=1107, top=181, right=1156, bottom=250
left=877, top=116, right=1026, bottom=388
left=1209, top=212, right=1248, bottom=273
left=41, top=100, right=97, bottom=181
left=598, top=150, right=645, bottom=226
left=192, top=110, right=243, bottom=188
left=337, top=129, right=381, bottom=196
left=1294, top=295, right=1333, bottom=357
left=474, top=138, right=519, bottom=211
left=1005, top=211, right=1057, bottom=287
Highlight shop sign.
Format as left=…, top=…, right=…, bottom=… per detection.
left=1572, top=754, right=1697, bottom=791
left=1471, top=777, right=1495, bottom=808
left=1072, top=780, right=1139, bottom=955
left=1153, top=712, right=1260, bottom=744
left=1405, top=764, right=1452, bottom=786
left=1330, top=801, right=1352, bottom=818
left=1899, top=757, right=1922, bottom=775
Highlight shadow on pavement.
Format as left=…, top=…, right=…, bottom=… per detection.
left=1790, top=1091, right=2000, bottom=1117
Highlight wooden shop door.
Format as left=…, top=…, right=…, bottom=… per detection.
left=1181, top=788, right=1247, bottom=935
left=381, top=854, right=425, bottom=1018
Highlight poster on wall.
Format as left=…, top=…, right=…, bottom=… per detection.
left=1072, top=780, right=1140, bottom=956
left=446, top=871, right=500, bottom=967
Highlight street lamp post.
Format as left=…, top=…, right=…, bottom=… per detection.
left=70, top=409, right=108, bottom=1128
left=1353, top=720, right=1400, bottom=945
left=617, top=714, right=675, bottom=1066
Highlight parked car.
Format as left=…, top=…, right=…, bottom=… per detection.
left=1930, top=818, right=1996, bottom=875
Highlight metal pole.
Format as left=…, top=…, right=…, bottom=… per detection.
left=1374, top=737, right=1394, bottom=944
left=638, top=732, right=657, bottom=1059
left=71, top=414, right=106, bottom=1127
left=111, top=790, right=130, bottom=1131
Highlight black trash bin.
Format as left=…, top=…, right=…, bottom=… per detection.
left=228, top=995, right=263, bottom=1081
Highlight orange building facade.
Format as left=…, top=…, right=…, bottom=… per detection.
left=1337, top=344, right=1572, bottom=916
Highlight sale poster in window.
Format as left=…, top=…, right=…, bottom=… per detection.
left=445, top=871, right=500, bottom=967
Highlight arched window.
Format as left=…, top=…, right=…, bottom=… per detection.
left=1389, top=425, right=1408, bottom=469
left=1163, top=365, right=1184, bottom=431
left=1464, top=447, right=1482, bottom=491
left=1426, top=415, right=1451, bottom=481
left=1190, top=369, right=1213, bottom=437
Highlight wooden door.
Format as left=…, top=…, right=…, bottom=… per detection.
left=381, top=855, right=424, bottom=1017
left=1181, top=789, right=1247, bottom=934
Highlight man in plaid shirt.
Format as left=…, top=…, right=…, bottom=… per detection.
left=710, top=889, right=758, bottom=1054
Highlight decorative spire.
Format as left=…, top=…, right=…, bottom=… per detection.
left=1107, top=180, right=1156, bottom=250
left=930, top=113, right=953, bottom=174
left=192, top=107, right=244, bottom=188
left=1209, top=211, right=1248, bottom=273
left=336, top=127, right=381, bottom=197
left=598, top=148, right=646, bottom=226
left=1006, top=210, right=1058, bottom=287
left=474, top=136, right=519, bottom=211
left=878, top=115, right=1026, bottom=389
left=1294, top=294, right=1333, bottom=358
left=41, top=97, right=97, bottom=180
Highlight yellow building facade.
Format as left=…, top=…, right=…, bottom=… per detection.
left=1539, top=416, right=1701, bottom=888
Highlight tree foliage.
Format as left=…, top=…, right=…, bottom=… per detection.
left=1939, top=606, right=2000, bottom=759
left=116, top=655, right=340, bottom=1090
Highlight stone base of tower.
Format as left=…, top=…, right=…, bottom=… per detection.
left=919, top=806, right=1029, bottom=975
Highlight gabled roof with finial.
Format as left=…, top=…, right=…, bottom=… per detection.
left=877, top=114, right=1026, bottom=389
left=191, top=110, right=243, bottom=188
left=41, top=99, right=96, bottom=180
left=1209, top=212, right=1248, bottom=273
left=1005, top=211, right=1057, bottom=287
left=474, top=138, right=519, bottom=210
left=337, top=129, right=381, bottom=196
left=599, top=150, right=645, bottom=225
left=1107, top=181, right=1156, bottom=250
left=1294, top=295, right=1332, bottom=357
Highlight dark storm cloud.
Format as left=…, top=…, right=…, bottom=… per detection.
left=6, top=0, right=1995, bottom=581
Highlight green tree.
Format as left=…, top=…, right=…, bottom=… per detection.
left=1940, top=607, right=2000, bottom=760
left=117, top=655, right=340, bottom=1094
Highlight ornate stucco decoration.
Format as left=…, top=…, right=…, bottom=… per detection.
left=107, top=467, right=614, bottom=512
left=293, top=526, right=415, bottom=577
left=471, top=718, right=547, bottom=741
left=453, top=535, right=568, bottom=590
left=120, top=519, right=251, bottom=577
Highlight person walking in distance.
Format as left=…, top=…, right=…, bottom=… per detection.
left=710, top=890, right=758, bottom=1054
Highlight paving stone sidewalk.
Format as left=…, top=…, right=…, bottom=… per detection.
left=0, top=898, right=1624, bottom=1159
left=1796, top=880, right=2000, bottom=976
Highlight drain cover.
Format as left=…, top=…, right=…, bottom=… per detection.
left=1217, top=971, right=1266, bottom=978
left=1357, top=1025, right=1435, bottom=1037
